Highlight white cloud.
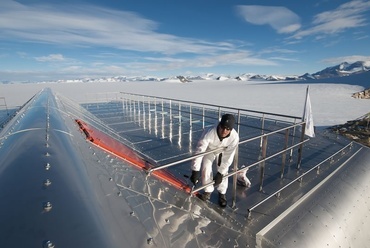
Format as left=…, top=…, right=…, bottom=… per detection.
left=260, top=47, right=298, bottom=55
left=355, top=35, right=369, bottom=40
left=268, top=57, right=299, bottom=62
left=35, top=54, right=65, bottom=62
left=291, top=0, right=370, bottom=39
left=0, top=1, right=300, bottom=80
left=236, top=5, right=301, bottom=34
left=0, top=1, right=235, bottom=55
left=0, top=50, right=279, bottom=82
left=194, top=52, right=278, bottom=67
left=322, top=55, right=370, bottom=64
left=109, top=51, right=278, bottom=73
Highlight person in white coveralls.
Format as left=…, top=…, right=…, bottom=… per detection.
left=190, top=114, right=239, bottom=208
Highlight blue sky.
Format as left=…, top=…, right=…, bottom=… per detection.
left=1, top=0, right=370, bottom=82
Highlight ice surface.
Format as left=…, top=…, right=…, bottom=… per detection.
left=0, top=80, right=368, bottom=127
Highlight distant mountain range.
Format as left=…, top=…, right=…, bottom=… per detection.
left=178, top=61, right=370, bottom=89
left=223, top=60, right=370, bottom=82
left=304, top=60, right=370, bottom=80
left=2, top=61, right=370, bottom=85
left=67, top=60, right=370, bottom=83
left=137, top=60, right=370, bottom=82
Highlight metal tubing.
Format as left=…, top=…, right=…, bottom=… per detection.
left=297, top=122, right=306, bottom=169
left=147, top=147, right=225, bottom=174
left=169, top=100, right=172, bottom=122
left=148, top=126, right=308, bottom=182
left=192, top=138, right=298, bottom=195
left=222, top=139, right=309, bottom=180
left=232, top=110, right=241, bottom=208
left=231, top=146, right=239, bottom=208
left=281, top=129, right=290, bottom=178
left=202, top=107, right=205, bottom=129
left=289, top=119, right=297, bottom=162
left=191, top=139, right=309, bottom=194
left=137, top=100, right=140, bottom=124
left=259, top=136, right=268, bottom=192
left=260, top=114, right=265, bottom=149
left=248, top=142, right=354, bottom=216
left=238, top=121, right=305, bottom=146
left=189, top=104, right=192, bottom=127
left=119, top=92, right=310, bottom=202
left=119, top=91, right=301, bottom=120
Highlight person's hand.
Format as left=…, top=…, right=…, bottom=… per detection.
left=190, top=170, right=200, bottom=184
left=214, top=172, right=223, bottom=186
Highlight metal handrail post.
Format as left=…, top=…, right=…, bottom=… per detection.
left=202, top=107, right=205, bottom=129
left=137, top=100, right=140, bottom=124
left=169, top=100, right=172, bottom=121
left=231, top=146, right=239, bottom=208
left=260, top=114, right=265, bottom=150
left=122, top=97, right=125, bottom=111
left=179, top=102, right=181, bottom=118
left=232, top=110, right=241, bottom=208
left=289, top=118, right=297, bottom=162
left=259, top=136, right=268, bottom=191
left=154, top=99, right=158, bottom=136
left=129, top=98, right=132, bottom=116
left=161, top=99, right=164, bottom=114
left=133, top=100, right=137, bottom=120
left=189, top=104, right=192, bottom=127
left=281, top=129, right=290, bottom=178
left=297, top=122, right=306, bottom=169
left=144, top=100, right=147, bottom=130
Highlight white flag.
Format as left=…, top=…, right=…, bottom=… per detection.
left=302, top=87, right=315, bottom=138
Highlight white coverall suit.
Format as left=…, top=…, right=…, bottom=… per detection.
left=191, top=125, right=239, bottom=194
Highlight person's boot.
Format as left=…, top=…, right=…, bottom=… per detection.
left=218, top=193, right=227, bottom=208
left=199, top=192, right=211, bottom=201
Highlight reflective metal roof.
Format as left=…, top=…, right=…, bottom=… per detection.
left=0, top=88, right=369, bottom=248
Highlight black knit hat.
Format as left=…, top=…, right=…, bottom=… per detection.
left=220, top=114, right=235, bottom=130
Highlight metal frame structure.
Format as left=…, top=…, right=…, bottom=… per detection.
left=117, top=92, right=309, bottom=213
left=0, top=97, right=8, bottom=115
left=1, top=88, right=369, bottom=248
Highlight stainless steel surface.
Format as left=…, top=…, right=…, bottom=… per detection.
left=0, top=89, right=148, bottom=247
left=257, top=146, right=370, bottom=247
left=0, top=88, right=369, bottom=248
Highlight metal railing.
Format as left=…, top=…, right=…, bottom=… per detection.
left=80, top=91, right=356, bottom=219
left=147, top=146, right=225, bottom=174
left=119, top=91, right=301, bottom=123
left=0, top=97, right=9, bottom=115
left=117, top=92, right=310, bottom=209
left=247, top=142, right=355, bottom=218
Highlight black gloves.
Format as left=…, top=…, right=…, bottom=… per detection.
left=214, top=172, right=223, bottom=186
left=190, top=170, right=200, bottom=184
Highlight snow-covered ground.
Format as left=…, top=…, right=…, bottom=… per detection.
left=0, top=80, right=368, bottom=127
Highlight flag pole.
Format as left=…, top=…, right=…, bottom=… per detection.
left=298, top=85, right=316, bottom=168
left=302, top=85, right=309, bottom=121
